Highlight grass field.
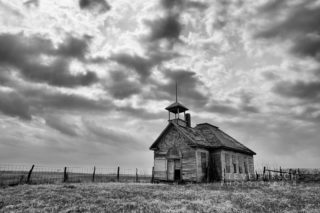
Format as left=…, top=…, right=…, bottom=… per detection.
left=0, top=182, right=320, bottom=212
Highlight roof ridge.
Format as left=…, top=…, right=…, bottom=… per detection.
left=196, top=122, right=219, bottom=128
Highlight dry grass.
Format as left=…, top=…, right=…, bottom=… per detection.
left=0, top=182, right=320, bottom=212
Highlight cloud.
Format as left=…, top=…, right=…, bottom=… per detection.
left=45, top=115, right=79, bottom=137
left=24, top=0, right=39, bottom=8
left=84, top=120, right=144, bottom=150
left=106, top=70, right=141, bottom=99
left=23, top=88, right=112, bottom=112
left=0, top=33, right=99, bottom=88
left=256, top=0, right=320, bottom=64
left=56, top=36, right=90, bottom=59
left=160, top=0, right=207, bottom=12
left=273, top=80, right=320, bottom=100
left=207, top=103, right=239, bottom=115
left=79, top=0, right=111, bottom=14
left=109, top=53, right=154, bottom=80
left=116, top=105, right=164, bottom=120
left=0, top=90, right=31, bottom=120
left=144, top=68, right=209, bottom=109
left=144, top=14, right=182, bottom=43
left=109, top=50, right=180, bottom=80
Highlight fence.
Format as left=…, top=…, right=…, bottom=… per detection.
left=222, top=166, right=320, bottom=183
left=0, top=164, right=152, bottom=187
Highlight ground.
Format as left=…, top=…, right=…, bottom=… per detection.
left=0, top=182, right=320, bottom=212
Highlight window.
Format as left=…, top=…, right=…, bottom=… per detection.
left=232, top=155, right=237, bottom=173
left=200, top=152, right=207, bottom=173
left=225, top=154, right=230, bottom=173
left=154, top=158, right=166, bottom=172
left=244, top=159, right=248, bottom=174
left=238, top=156, right=242, bottom=174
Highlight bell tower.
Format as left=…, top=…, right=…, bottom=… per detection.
left=165, top=82, right=191, bottom=127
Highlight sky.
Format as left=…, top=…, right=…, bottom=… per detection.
left=0, top=0, right=320, bottom=172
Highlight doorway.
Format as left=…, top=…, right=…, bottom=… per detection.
left=174, top=159, right=181, bottom=181
left=167, top=159, right=181, bottom=181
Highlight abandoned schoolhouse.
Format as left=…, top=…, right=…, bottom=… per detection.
left=150, top=95, right=256, bottom=182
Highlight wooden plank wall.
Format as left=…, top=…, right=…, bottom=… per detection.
left=153, top=126, right=197, bottom=182
left=220, top=149, right=255, bottom=181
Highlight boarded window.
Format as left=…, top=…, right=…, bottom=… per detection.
left=154, top=158, right=166, bottom=172
left=225, top=153, right=230, bottom=173
left=200, top=152, right=207, bottom=182
left=244, top=158, right=248, bottom=174
left=238, top=156, right=243, bottom=174
left=232, top=155, right=237, bottom=173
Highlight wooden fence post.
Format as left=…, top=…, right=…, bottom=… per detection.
left=63, top=167, right=68, bottom=182
left=280, top=167, right=282, bottom=179
left=151, top=167, right=154, bottom=183
left=263, top=166, right=266, bottom=181
left=117, top=166, right=120, bottom=182
left=256, top=171, right=259, bottom=180
left=269, top=170, right=271, bottom=181
left=27, top=164, right=35, bottom=184
left=223, top=168, right=226, bottom=183
left=136, top=168, right=138, bottom=183
left=92, top=166, right=96, bottom=182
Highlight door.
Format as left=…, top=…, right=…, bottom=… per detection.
left=174, top=159, right=181, bottom=181
left=167, top=160, right=174, bottom=181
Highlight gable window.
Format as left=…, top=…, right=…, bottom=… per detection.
left=225, top=153, right=230, bottom=173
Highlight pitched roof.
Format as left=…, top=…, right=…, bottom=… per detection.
left=195, top=123, right=256, bottom=155
left=150, top=121, right=255, bottom=155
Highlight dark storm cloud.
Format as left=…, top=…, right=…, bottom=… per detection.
left=106, top=70, right=141, bottom=99
left=146, top=69, right=209, bottom=109
left=109, top=51, right=180, bottom=80
left=56, top=36, right=90, bottom=59
left=144, top=15, right=182, bottom=43
left=160, top=0, right=208, bottom=11
left=255, top=0, right=320, bottom=104
left=256, top=0, right=320, bottom=63
left=45, top=116, right=79, bottom=137
left=0, top=33, right=99, bottom=88
left=24, top=0, right=39, bottom=8
left=0, top=90, right=31, bottom=120
left=79, top=0, right=111, bottom=13
left=143, top=0, right=207, bottom=45
left=109, top=53, right=153, bottom=79
left=206, top=90, right=259, bottom=116
left=273, top=80, right=320, bottom=100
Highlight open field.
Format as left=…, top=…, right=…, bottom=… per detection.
left=1, top=182, right=320, bottom=212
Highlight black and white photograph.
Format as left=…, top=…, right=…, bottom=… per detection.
left=0, top=0, right=320, bottom=212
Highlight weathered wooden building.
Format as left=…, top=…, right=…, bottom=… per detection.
left=150, top=100, right=256, bottom=182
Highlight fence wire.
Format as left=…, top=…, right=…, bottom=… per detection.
left=0, top=164, right=152, bottom=186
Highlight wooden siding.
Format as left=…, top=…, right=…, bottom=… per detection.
left=220, top=149, right=255, bottom=181
left=195, top=148, right=209, bottom=182
left=210, top=150, right=223, bottom=181
left=153, top=126, right=197, bottom=182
